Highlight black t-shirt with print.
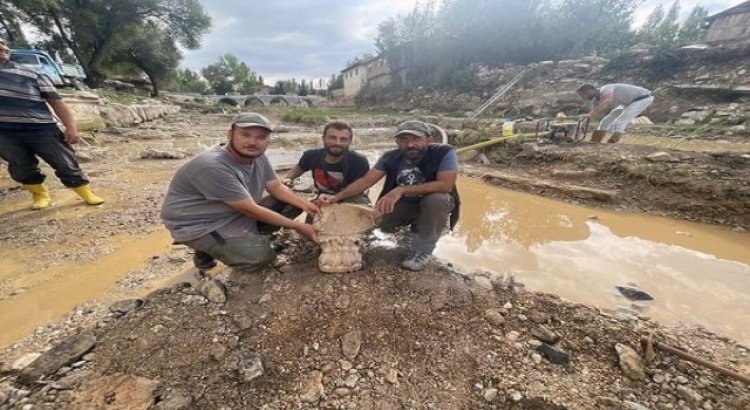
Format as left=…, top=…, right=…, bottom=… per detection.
left=298, top=148, right=370, bottom=194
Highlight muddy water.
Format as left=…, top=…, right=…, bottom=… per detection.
left=438, top=177, right=750, bottom=344
left=0, top=230, right=173, bottom=348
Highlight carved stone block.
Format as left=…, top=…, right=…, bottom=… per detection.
left=313, top=203, right=379, bottom=273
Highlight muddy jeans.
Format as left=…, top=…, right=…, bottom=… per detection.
left=188, top=232, right=275, bottom=273
left=185, top=197, right=282, bottom=273
left=379, top=192, right=454, bottom=254
left=0, top=128, right=89, bottom=187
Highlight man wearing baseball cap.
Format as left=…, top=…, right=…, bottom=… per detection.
left=321, top=120, right=459, bottom=271
left=161, top=112, right=319, bottom=273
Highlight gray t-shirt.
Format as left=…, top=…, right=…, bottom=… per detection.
left=599, top=83, right=651, bottom=107
left=161, top=145, right=278, bottom=243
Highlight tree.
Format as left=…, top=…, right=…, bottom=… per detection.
left=0, top=2, right=28, bottom=46
left=4, top=0, right=210, bottom=87
left=170, top=68, right=207, bottom=93
left=677, top=5, right=708, bottom=42
left=109, top=23, right=181, bottom=97
left=201, top=53, right=258, bottom=95
left=328, top=73, right=343, bottom=91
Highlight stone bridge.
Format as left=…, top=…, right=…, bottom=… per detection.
left=204, top=94, right=324, bottom=107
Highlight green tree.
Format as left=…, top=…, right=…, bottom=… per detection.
left=3, top=0, right=210, bottom=87
left=677, top=5, right=708, bottom=42
left=109, top=23, right=181, bottom=97
left=201, top=53, right=258, bottom=95
left=328, top=73, right=343, bottom=91
left=170, top=68, right=206, bottom=93
left=0, top=2, right=28, bottom=46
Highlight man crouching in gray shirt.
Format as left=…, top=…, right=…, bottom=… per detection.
left=161, top=112, right=319, bottom=273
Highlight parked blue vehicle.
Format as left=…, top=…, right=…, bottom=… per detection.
left=9, top=49, right=86, bottom=88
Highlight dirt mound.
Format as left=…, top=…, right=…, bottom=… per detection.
left=2, top=245, right=749, bottom=409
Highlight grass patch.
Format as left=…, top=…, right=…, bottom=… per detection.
left=280, top=107, right=343, bottom=125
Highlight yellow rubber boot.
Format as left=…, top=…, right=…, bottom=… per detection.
left=23, top=184, right=52, bottom=210
left=72, top=184, right=104, bottom=205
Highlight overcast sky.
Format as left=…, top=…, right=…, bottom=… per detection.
left=182, top=0, right=745, bottom=86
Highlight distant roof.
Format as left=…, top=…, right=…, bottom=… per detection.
left=706, top=0, right=750, bottom=22
left=341, top=55, right=380, bottom=73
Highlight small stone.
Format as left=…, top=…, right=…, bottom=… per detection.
left=646, top=152, right=679, bottom=163
left=19, top=332, right=96, bottom=383
left=623, top=401, right=652, bottom=410
left=335, top=294, right=351, bottom=309
left=675, top=375, right=688, bottom=384
left=334, top=387, right=351, bottom=397
left=676, top=386, right=702, bottom=404
left=11, top=353, right=42, bottom=370
left=506, top=331, right=520, bottom=341
left=199, top=280, right=227, bottom=304
left=537, top=343, right=570, bottom=365
left=108, top=299, right=143, bottom=315
left=483, top=388, right=498, bottom=402
left=503, top=302, right=513, bottom=309
left=0, top=391, right=8, bottom=406
left=517, top=314, right=527, bottom=321
left=341, top=330, right=363, bottom=360
left=155, top=388, right=193, bottom=409
left=385, top=368, right=398, bottom=385
left=299, top=371, right=324, bottom=403
left=483, top=309, right=505, bottom=326
left=527, top=340, right=543, bottom=349
left=531, top=325, right=561, bottom=344
left=509, top=389, right=522, bottom=402
left=236, top=351, right=264, bottom=382
left=344, top=374, right=359, bottom=388
left=340, top=360, right=353, bottom=371
left=653, top=374, right=664, bottom=383
left=615, top=343, right=646, bottom=381
left=595, top=396, right=621, bottom=407
left=531, top=353, right=543, bottom=364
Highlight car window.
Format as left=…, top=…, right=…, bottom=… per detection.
left=10, top=54, right=40, bottom=65
left=38, top=56, right=52, bottom=66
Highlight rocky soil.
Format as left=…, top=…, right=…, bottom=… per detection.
left=1, top=243, right=749, bottom=410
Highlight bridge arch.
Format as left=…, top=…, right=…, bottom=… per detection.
left=244, top=97, right=265, bottom=107
left=217, top=97, right=239, bottom=106
left=269, top=96, right=289, bottom=106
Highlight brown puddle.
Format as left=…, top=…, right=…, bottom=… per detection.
left=437, top=177, right=750, bottom=345
left=0, top=229, right=172, bottom=349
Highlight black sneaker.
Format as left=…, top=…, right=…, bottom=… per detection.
left=193, top=251, right=218, bottom=270
left=401, top=252, right=431, bottom=271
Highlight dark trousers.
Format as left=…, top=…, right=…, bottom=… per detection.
left=379, top=193, right=454, bottom=254
left=0, top=128, right=89, bottom=187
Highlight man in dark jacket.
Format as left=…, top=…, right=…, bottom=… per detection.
left=321, top=120, right=459, bottom=271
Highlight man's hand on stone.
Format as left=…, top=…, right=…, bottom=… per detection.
left=294, top=222, right=319, bottom=244
left=376, top=188, right=402, bottom=214
left=317, top=194, right=338, bottom=205
left=302, top=202, right=320, bottom=217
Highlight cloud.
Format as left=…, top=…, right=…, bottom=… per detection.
left=184, top=1, right=744, bottom=85
left=183, top=0, right=422, bottom=84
